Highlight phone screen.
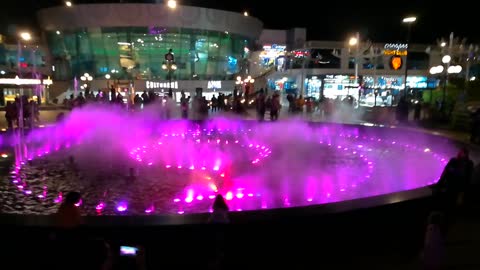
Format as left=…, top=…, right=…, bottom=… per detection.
left=120, top=246, right=138, bottom=256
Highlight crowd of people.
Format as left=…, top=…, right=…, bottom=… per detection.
left=5, top=95, right=40, bottom=129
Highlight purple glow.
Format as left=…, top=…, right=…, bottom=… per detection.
left=4, top=113, right=451, bottom=216
left=74, top=199, right=83, bottom=207
left=96, top=202, right=105, bottom=211
left=116, top=202, right=128, bottom=212
left=145, top=205, right=155, bottom=214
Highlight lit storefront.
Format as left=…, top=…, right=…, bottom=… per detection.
left=259, top=44, right=286, bottom=71
left=0, top=76, right=53, bottom=105
left=268, top=77, right=297, bottom=93
left=304, top=76, right=322, bottom=99
left=322, top=75, right=357, bottom=99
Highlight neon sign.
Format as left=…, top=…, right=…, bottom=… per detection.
left=389, top=56, right=403, bottom=70
left=384, top=43, right=408, bottom=50
left=384, top=50, right=408, bottom=56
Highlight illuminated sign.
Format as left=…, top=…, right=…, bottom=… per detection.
left=146, top=81, right=178, bottom=89
left=384, top=50, right=408, bottom=56
left=0, top=76, right=53, bottom=86
left=384, top=43, right=408, bottom=56
left=389, top=56, right=403, bottom=70
left=207, top=81, right=222, bottom=89
left=384, top=43, right=408, bottom=50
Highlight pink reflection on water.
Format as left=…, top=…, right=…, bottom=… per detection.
left=96, top=202, right=105, bottom=211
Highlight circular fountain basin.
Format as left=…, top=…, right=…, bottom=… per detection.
left=0, top=114, right=454, bottom=218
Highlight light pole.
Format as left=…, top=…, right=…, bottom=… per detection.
left=105, top=74, right=111, bottom=90
left=162, top=49, right=177, bottom=98
left=348, top=32, right=360, bottom=87
left=429, top=55, right=462, bottom=109
left=80, top=72, right=93, bottom=96
left=235, top=75, right=254, bottom=98
left=17, top=31, right=32, bottom=129
left=402, top=16, right=416, bottom=98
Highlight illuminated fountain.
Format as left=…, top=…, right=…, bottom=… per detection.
left=0, top=105, right=453, bottom=216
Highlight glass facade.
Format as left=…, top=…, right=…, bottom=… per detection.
left=46, top=27, right=251, bottom=80
left=0, top=45, right=47, bottom=69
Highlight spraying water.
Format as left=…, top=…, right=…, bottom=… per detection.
left=0, top=104, right=454, bottom=215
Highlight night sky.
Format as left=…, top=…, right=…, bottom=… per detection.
left=2, top=0, right=478, bottom=44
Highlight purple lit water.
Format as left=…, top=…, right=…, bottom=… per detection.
left=0, top=106, right=453, bottom=215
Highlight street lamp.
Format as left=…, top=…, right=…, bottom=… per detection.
left=167, top=0, right=177, bottom=9
left=442, top=55, right=451, bottom=64
left=65, top=1, right=72, bottom=7
left=235, top=75, right=255, bottom=99
left=402, top=16, right=416, bottom=97
left=162, top=49, right=177, bottom=98
left=429, top=55, right=462, bottom=109
left=348, top=32, right=360, bottom=87
left=80, top=72, right=93, bottom=95
left=19, top=32, right=32, bottom=41
left=349, top=37, right=358, bottom=46
left=244, top=11, right=249, bottom=16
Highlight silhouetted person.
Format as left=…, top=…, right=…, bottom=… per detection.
left=209, top=194, right=229, bottom=224
left=435, top=147, right=474, bottom=215
left=396, top=96, right=409, bottom=123
left=270, top=92, right=281, bottom=121
left=56, top=191, right=82, bottom=229
left=256, top=90, right=266, bottom=121
left=414, top=101, right=422, bottom=121
left=208, top=194, right=229, bottom=269
left=110, top=85, right=116, bottom=101
left=470, top=108, right=480, bottom=143
left=141, top=91, right=149, bottom=105
left=5, top=101, right=16, bottom=129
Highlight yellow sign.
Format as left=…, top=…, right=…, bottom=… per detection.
left=384, top=50, right=408, bottom=56
left=390, top=56, right=403, bottom=70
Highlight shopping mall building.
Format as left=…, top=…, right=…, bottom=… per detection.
left=0, top=2, right=445, bottom=105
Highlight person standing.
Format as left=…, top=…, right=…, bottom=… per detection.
left=270, top=91, right=281, bottom=121
left=255, top=90, right=266, bottom=121
left=435, top=147, right=474, bottom=218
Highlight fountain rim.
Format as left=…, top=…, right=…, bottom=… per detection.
left=0, top=120, right=459, bottom=226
